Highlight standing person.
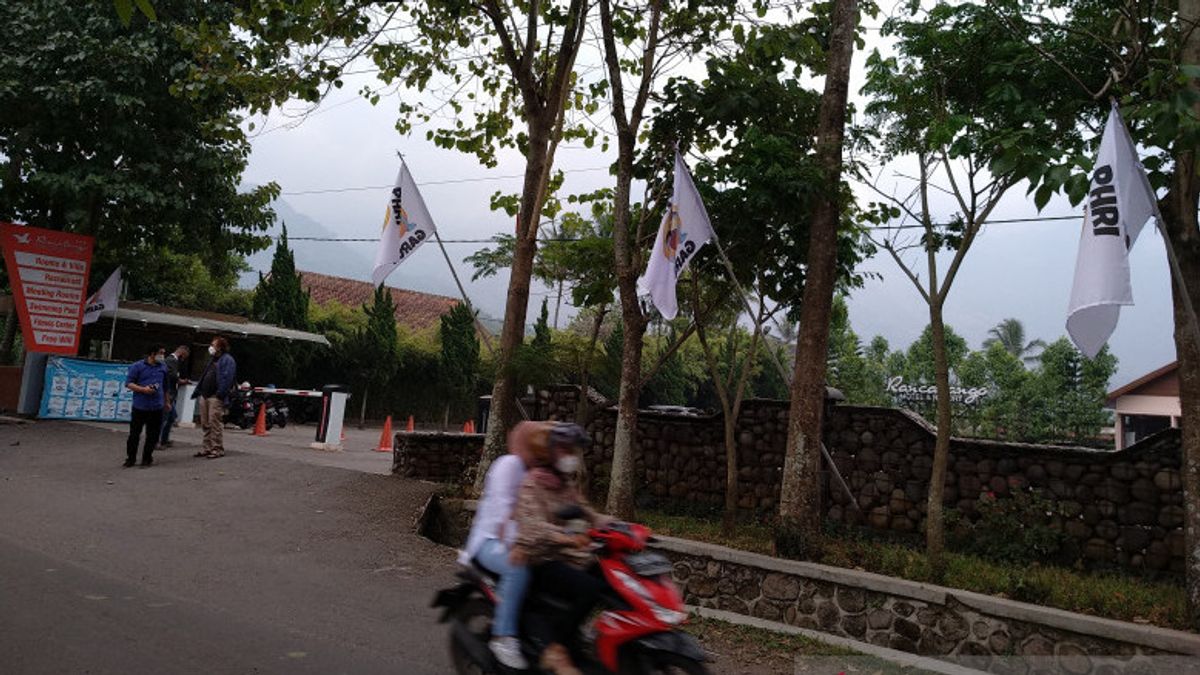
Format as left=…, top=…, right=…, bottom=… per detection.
left=125, top=344, right=167, bottom=468
left=158, top=345, right=189, bottom=448
left=191, top=336, right=236, bottom=459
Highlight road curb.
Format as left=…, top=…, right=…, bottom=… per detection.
left=686, top=605, right=987, bottom=675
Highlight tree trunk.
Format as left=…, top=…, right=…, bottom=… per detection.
left=576, top=305, right=607, bottom=422
left=777, top=0, right=859, bottom=548
left=606, top=135, right=644, bottom=520
left=553, top=280, right=563, bottom=330
left=1166, top=0, right=1200, bottom=629
left=926, top=299, right=953, bottom=578
left=476, top=122, right=553, bottom=491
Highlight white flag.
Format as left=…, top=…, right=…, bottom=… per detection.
left=1066, top=106, right=1158, bottom=359
left=82, top=267, right=121, bottom=325
left=638, top=152, right=715, bottom=319
left=371, top=162, right=437, bottom=287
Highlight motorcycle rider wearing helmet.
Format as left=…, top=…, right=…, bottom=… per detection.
left=512, top=422, right=608, bottom=675
left=459, top=421, right=549, bottom=670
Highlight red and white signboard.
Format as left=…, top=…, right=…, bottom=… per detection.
left=1, top=223, right=95, bottom=355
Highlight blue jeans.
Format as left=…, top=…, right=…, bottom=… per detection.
left=474, top=538, right=530, bottom=638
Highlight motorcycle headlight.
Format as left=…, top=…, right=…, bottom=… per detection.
left=610, top=570, right=685, bottom=626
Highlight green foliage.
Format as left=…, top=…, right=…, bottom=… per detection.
left=825, top=296, right=891, bottom=405
left=531, top=299, right=552, bottom=352
left=252, top=225, right=311, bottom=330
left=650, top=22, right=874, bottom=319
left=439, top=303, right=481, bottom=422
left=0, top=0, right=282, bottom=306
left=983, top=318, right=1046, bottom=363
left=946, top=489, right=1071, bottom=565
left=345, top=286, right=400, bottom=399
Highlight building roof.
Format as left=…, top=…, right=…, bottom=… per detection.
left=107, top=301, right=330, bottom=346
left=1106, top=361, right=1180, bottom=403
left=298, top=270, right=460, bottom=333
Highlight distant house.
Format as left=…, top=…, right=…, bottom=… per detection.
left=1106, top=361, right=1180, bottom=450
left=297, top=271, right=462, bottom=334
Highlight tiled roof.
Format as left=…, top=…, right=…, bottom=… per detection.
left=298, top=271, right=460, bottom=333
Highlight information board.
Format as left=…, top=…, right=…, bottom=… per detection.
left=1, top=222, right=94, bottom=355
left=39, top=356, right=133, bottom=422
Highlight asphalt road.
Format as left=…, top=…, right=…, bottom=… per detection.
left=0, top=420, right=455, bottom=675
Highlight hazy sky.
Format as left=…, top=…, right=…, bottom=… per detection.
left=239, top=13, right=1177, bottom=390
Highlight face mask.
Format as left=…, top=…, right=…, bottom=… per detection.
left=555, top=454, right=581, bottom=474
left=208, top=345, right=217, bottom=356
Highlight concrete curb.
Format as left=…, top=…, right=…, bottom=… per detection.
left=655, top=535, right=1200, bottom=655
left=687, top=605, right=987, bottom=675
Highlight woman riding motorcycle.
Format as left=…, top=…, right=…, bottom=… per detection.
left=512, top=423, right=608, bottom=675
left=460, top=421, right=548, bottom=670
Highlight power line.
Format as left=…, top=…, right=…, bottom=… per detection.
left=283, top=214, right=1083, bottom=244
left=280, top=166, right=611, bottom=196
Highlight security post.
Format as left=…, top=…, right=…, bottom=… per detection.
left=311, top=384, right=351, bottom=451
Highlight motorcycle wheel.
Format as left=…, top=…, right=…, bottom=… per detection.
left=448, top=598, right=495, bottom=675
left=625, top=651, right=710, bottom=675
left=277, top=414, right=287, bottom=429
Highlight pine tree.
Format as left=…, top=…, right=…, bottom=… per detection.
left=439, top=303, right=481, bottom=424
left=348, top=285, right=399, bottom=426
left=531, top=298, right=552, bottom=352
left=253, top=224, right=310, bottom=330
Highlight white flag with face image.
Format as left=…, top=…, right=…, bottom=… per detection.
left=638, top=152, right=715, bottom=320
left=371, top=162, right=437, bottom=287
left=1066, top=106, right=1158, bottom=359
left=82, top=267, right=121, bottom=325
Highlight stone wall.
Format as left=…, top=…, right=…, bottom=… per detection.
left=394, top=385, right=1185, bottom=573
left=418, top=497, right=1200, bottom=673
left=663, top=536, right=1200, bottom=672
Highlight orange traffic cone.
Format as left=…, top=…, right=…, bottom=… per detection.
left=467, top=420, right=475, bottom=433
left=252, top=403, right=269, bottom=436
left=375, top=416, right=394, bottom=453
left=406, top=415, right=415, bottom=432
left=462, top=420, right=470, bottom=433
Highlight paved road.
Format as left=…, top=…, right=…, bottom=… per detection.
left=0, top=420, right=455, bottom=674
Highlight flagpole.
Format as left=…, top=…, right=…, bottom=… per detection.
left=709, top=237, right=860, bottom=512
left=432, top=228, right=496, bottom=356
left=1155, top=218, right=1200, bottom=350
left=106, top=277, right=122, bottom=360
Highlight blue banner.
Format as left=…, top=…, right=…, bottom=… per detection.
left=40, top=356, right=133, bottom=421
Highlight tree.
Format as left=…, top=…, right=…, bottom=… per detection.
left=985, top=0, right=1200, bottom=621
left=777, top=0, right=862, bottom=550
left=370, top=1, right=598, bottom=492
left=596, top=0, right=747, bottom=518
left=347, top=286, right=399, bottom=428
left=439, top=303, right=481, bottom=428
left=689, top=275, right=771, bottom=531
left=983, top=318, right=1046, bottom=364
left=0, top=1, right=282, bottom=321
left=855, top=1, right=1087, bottom=574
left=250, top=225, right=312, bottom=384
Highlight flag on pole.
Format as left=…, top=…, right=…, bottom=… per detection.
left=1066, top=105, right=1158, bottom=358
left=638, top=152, right=715, bottom=320
left=83, top=267, right=121, bottom=325
left=371, top=162, right=436, bottom=287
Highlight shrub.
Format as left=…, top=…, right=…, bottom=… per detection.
left=947, top=488, right=1069, bottom=565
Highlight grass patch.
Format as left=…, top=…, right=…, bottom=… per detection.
left=641, top=510, right=1188, bottom=631
left=685, top=616, right=934, bottom=674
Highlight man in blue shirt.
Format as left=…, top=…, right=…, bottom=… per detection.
left=125, top=344, right=167, bottom=467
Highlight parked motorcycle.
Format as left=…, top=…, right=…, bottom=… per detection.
left=433, top=517, right=709, bottom=674
left=224, top=385, right=257, bottom=429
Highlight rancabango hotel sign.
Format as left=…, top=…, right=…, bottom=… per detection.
left=885, top=376, right=991, bottom=406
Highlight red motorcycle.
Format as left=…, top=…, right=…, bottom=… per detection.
left=432, top=518, right=709, bottom=674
